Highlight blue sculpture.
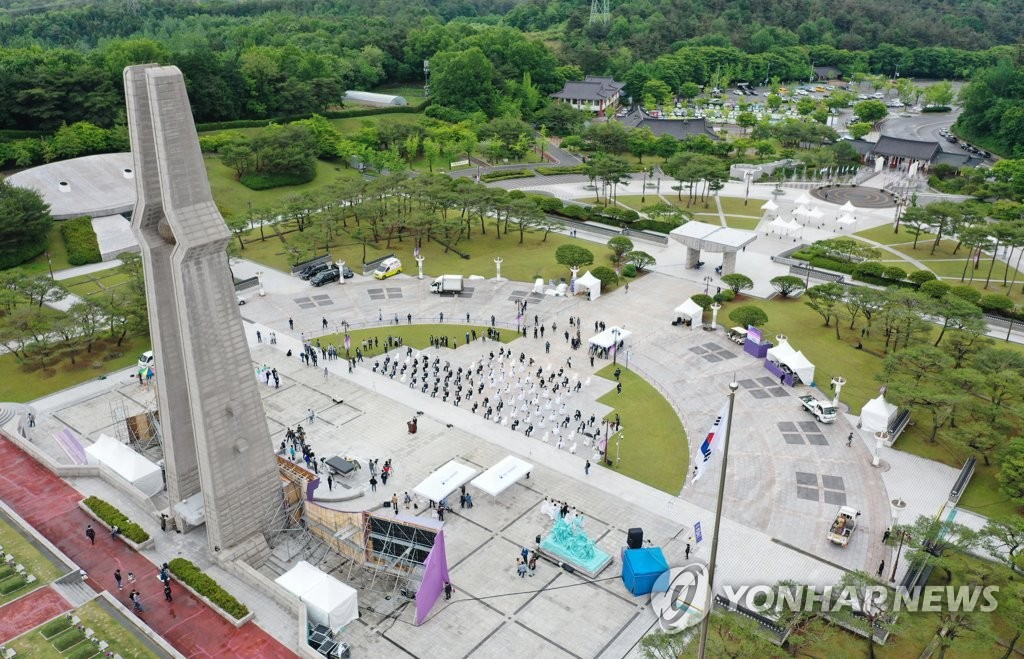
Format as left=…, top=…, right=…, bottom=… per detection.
left=541, top=515, right=610, bottom=574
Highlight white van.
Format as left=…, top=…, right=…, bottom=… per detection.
left=373, top=257, right=402, bottom=280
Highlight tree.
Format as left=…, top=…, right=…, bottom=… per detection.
left=996, top=438, right=1024, bottom=505
left=853, top=99, right=888, bottom=123
left=429, top=47, right=497, bottom=115
left=770, top=275, right=806, bottom=298
left=720, top=273, right=753, bottom=294
left=804, top=282, right=845, bottom=330
left=591, top=266, right=618, bottom=289
left=679, top=82, right=701, bottom=100
left=981, top=517, right=1024, bottom=568
left=931, top=293, right=983, bottom=347
left=923, top=80, right=954, bottom=107
left=0, top=180, right=53, bottom=269
left=848, top=122, right=872, bottom=139
left=607, top=236, right=634, bottom=265
left=626, top=251, right=656, bottom=271
left=691, top=294, right=714, bottom=309
left=736, top=111, right=756, bottom=133
left=830, top=571, right=899, bottom=659
left=728, top=305, right=767, bottom=328
left=555, top=244, right=594, bottom=270
left=627, top=127, right=656, bottom=163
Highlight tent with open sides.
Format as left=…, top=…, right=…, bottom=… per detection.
left=839, top=200, right=856, bottom=215
left=794, top=192, right=812, bottom=206
left=589, top=326, right=632, bottom=350
left=413, top=460, right=477, bottom=503
left=574, top=270, right=602, bottom=300
left=860, top=395, right=898, bottom=433
left=275, top=560, right=359, bottom=630
left=674, top=298, right=704, bottom=325
left=766, top=339, right=815, bottom=385
left=470, top=456, right=533, bottom=497
left=85, top=434, right=164, bottom=497
left=760, top=199, right=779, bottom=217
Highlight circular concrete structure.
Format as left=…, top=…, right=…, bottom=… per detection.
left=6, top=153, right=136, bottom=220
left=811, top=184, right=896, bottom=209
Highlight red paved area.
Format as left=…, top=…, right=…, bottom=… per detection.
left=0, top=437, right=296, bottom=658
left=0, top=586, right=71, bottom=643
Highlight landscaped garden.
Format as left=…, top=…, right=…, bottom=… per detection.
left=0, top=513, right=64, bottom=605
left=6, top=600, right=162, bottom=659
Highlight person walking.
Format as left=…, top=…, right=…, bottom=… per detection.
left=391, top=494, right=399, bottom=514
left=516, top=558, right=527, bottom=578
left=114, top=569, right=123, bottom=591
left=404, top=492, right=412, bottom=509
left=847, top=432, right=854, bottom=447
left=289, top=317, right=294, bottom=330
left=585, top=460, right=591, bottom=476
left=616, top=382, right=622, bottom=395
left=521, top=547, right=529, bottom=564
left=877, top=560, right=885, bottom=578
left=130, top=590, right=144, bottom=613
left=85, top=525, right=96, bottom=545
left=369, top=476, right=378, bottom=492
left=28, top=412, right=35, bottom=427
left=685, top=543, right=691, bottom=560
left=528, top=554, right=537, bottom=577
left=883, top=529, right=891, bottom=543
left=444, top=580, right=453, bottom=600
left=164, top=582, right=173, bottom=602
left=308, top=408, right=316, bottom=424
left=327, top=474, right=333, bottom=491
left=256, top=330, right=262, bottom=343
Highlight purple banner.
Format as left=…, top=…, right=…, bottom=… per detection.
left=746, top=325, right=763, bottom=345
left=414, top=529, right=450, bottom=625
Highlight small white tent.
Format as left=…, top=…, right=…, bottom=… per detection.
left=85, top=434, right=164, bottom=497
left=275, top=561, right=359, bottom=630
left=860, top=395, right=898, bottom=433
left=674, top=298, right=704, bottom=324
left=794, top=192, right=812, bottom=206
left=413, top=460, right=477, bottom=503
left=470, top=456, right=533, bottom=497
left=766, top=340, right=815, bottom=385
left=760, top=199, right=779, bottom=212
left=574, top=270, right=602, bottom=300
left=589, top=326, right=632, bottom=349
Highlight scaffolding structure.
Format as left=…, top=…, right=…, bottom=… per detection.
left=348, top=514, right=433, bottom=600
left=108, top=400, right=162, bottom=460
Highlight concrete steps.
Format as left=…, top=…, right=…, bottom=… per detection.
left=52, top=573, right=97, bottom=608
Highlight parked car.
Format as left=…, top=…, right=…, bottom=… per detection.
left=340, top=264, right=354, bottom=279
left=310, top=266, right=341, bottom=287
left=299, top=262, right=331, bottom=280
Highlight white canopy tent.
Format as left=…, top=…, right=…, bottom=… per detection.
left=589, top=326, right=632, bottom=350
left=794, top=192, right=812, bottom=206
left=470, top=456, right=533, bottom=497
left=837, top=214, right=856, bottom=228
left=782, top=218, right=803, bottom=235
left=85, top=434, right=164, bottom=497
left=808, top=206, right=824, bottom=221
left=793, top=205, right=811, bottom=222
left=674, top=298, right=704, bottom=324
left=760, top=199, right=779, bottom=217
left=413, top=460, right=477, bottom=503
left=275, top=561, right=359, bottom=630
left=574, top=270, right=602, bottom=300
left=839, top=200, right=856, bottom=215
left=766, top=340, right=815, bottom=385
left=860, top=395, right=898, bottom=433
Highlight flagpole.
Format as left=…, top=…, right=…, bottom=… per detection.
left=697, top=380, right=739, bottom=659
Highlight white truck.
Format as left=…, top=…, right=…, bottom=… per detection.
left=827, top=506, right=860, bottom=547
left=799, top=394, right=837, bottom=423
left=430, top=274, right=464, bottom=294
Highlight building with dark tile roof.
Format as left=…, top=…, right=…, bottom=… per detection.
left=550, top=76, right=625, bottom=115
left=617, top=108, right=720, bottom=141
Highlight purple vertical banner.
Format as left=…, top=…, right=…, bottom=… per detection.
left=414, top=529, right=451, bottom=625
left=306, top=477, right=320, bottom=501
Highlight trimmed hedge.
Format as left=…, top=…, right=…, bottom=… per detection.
left=195, top=103, right=427, bottom=133
left=168, top=558, right=249, bottom=619
left=535, top=165, right=587, bottom=175
left=633, top=219, right=678, bottom=233
left=40, top=616, right=72, bottom=639
left=60, top=217, right=101, bottom=266
left=921, top=106, right=951, bottom=113
left=480, top=169, right=534, bottom=182
left=52, top=628, right=86, bottom=651
left=67, top=642, right=101, bottom=659
left=0, top=574, right=27, bottom=594
left=82, top=496, right=150, bottom=544
left=0, top=565, right=14, bottom=580
left=240, top=170, right=316, bottom=190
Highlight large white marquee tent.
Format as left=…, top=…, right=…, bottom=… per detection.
left=413, top=460, right=477, bottom=503
left=85, top=434, right=164, bottom=497
left=275, top=561, right=359, bottom=630
left=470, top=456, right=533, bottom=497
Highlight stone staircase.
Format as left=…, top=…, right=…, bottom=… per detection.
left=52, top=571, right=98, bottom=607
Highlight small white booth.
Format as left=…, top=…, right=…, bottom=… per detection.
left=765, top=340, right=815, bottom=385
left=588, top=326, right=632, bottom=350
left=275, top=561, right=359, bottom=630
left=85, top=434, right=164, bottom=497
left=860, top=395, right=898, bottom=433
left=574, top=271, right=602, bottom=300
left=470, top=456, right=533, bottom=498
left=673, top=299, right=704, bottom=326
left=413, top=460, right=477, bottom=503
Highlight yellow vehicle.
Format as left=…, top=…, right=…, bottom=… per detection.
left=373, top=257, right=402, bottom=280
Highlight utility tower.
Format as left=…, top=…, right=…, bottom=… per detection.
left=590, top=0, right=609, bottom=24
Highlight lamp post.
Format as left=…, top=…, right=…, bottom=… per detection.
left=616, top=433, right=623, bottom=465
left=889, top=498, right=907, bottom=582
left=415, top=254, right=425, bottom=280
left=697, top=380, right=740, bottom=659
left=743, top=170, right=752, bottom=206
left=830, top=375, right=846, bottom=407
left=494, top=257, right=504, bottom=282
left=703, top=275, right=713, bottom=294
left=256, top=270, right=264, bottom=297
left=612, top=328, right=621, bottom=364
left=46, top=252, right=54, bottom=280
left=710, top=302, right=721, bottom=329
left=872, top=430, right=889, bottom=467
left=641, top=169, right=647, bottom=203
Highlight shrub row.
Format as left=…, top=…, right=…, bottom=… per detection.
left=82, top=496, right=150, bottom=544
left=68, top=642, right=103, bottom=659
left=168, top=558, right=249, bottom=619
left=196, top=103, right=427, bottom=133
left=633, top=219, right=679, bottom=233
left=921, top=106, right=952, bottom=113
left=479, top=169, right=534, bottom=182
left=535, top=165, right=587, bottom=175
left=240, top=170, right=316, bottom=190
left=40, top=616, right=72, bottom=638
left=0, top=574, right=27, bottom=594
left=52, top=628, right=85, bottom=652
left=60, top=217, right=102, bottom=266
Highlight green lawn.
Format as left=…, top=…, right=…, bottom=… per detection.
left=235, top=218, right=615, bottom=285
left=594, top=364, right=688, bottom=493
left=16, top=224, right=71, bottom=277
left=722, top=215, right=761, bottom=230
left=0, top=513, right=64, bottom=605
left=8, top=600, right=161, bottom=659
left=59, top=271, right=131, bottom=298
left=855, top=224, right=934, bottom=246
left=0, top=335, right=150, bottom=403
left=369, top=84, right=427, bottom=105
left=317, top=324, right=516, bottom=358
left=715, top=196, right=762, bottom=217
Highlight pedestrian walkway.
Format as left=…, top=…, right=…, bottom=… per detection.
left=52, top=259, right=124, bottom=281
left=0, top=437, right=295, bottom=658
left=0, top=586, right=71, bottom=644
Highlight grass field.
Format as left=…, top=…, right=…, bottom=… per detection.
left=722, top=215, right=761, bottom=230
left=18, top=224, right=71, bottom=277
left=235, top=218, right=619, bottom=286
left=0, top=514, right=64, bottom=605
left=8, top=599, right=162, bottom=659
left=317, top=324, right=517, bottom=359
left=0, top=335, right=150, bottom=403
left=594, top=363, right=688, bottom=493
left=59, top=270, right=131, bottom=298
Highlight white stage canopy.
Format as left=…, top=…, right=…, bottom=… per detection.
left=413, top=460, right=477, bottom=502
left=574, top=270, right=602, bottom=300
left=860, top=395, right=898, bottom=433
left=766, top=339, right=815, bottom=385
left=674, top=298, right=704, bottom=324
left=275, top=561, right=359, bottom=630
left=85, top=434, right=164, bottom=497
left=470, top=456, right=533, bottom=497
left=589, top=326, right=632, bottom=349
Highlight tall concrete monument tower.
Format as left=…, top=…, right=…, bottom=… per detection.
left=124, top=64, right=281, bottom=558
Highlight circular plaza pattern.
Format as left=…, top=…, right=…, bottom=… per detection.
left=811, top=184, right=896, bottom=208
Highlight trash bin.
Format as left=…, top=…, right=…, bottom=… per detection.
left=407, top=419, right=417, bottom=434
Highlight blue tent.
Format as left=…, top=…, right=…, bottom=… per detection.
left=621, top=547, right=669, bottom=596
